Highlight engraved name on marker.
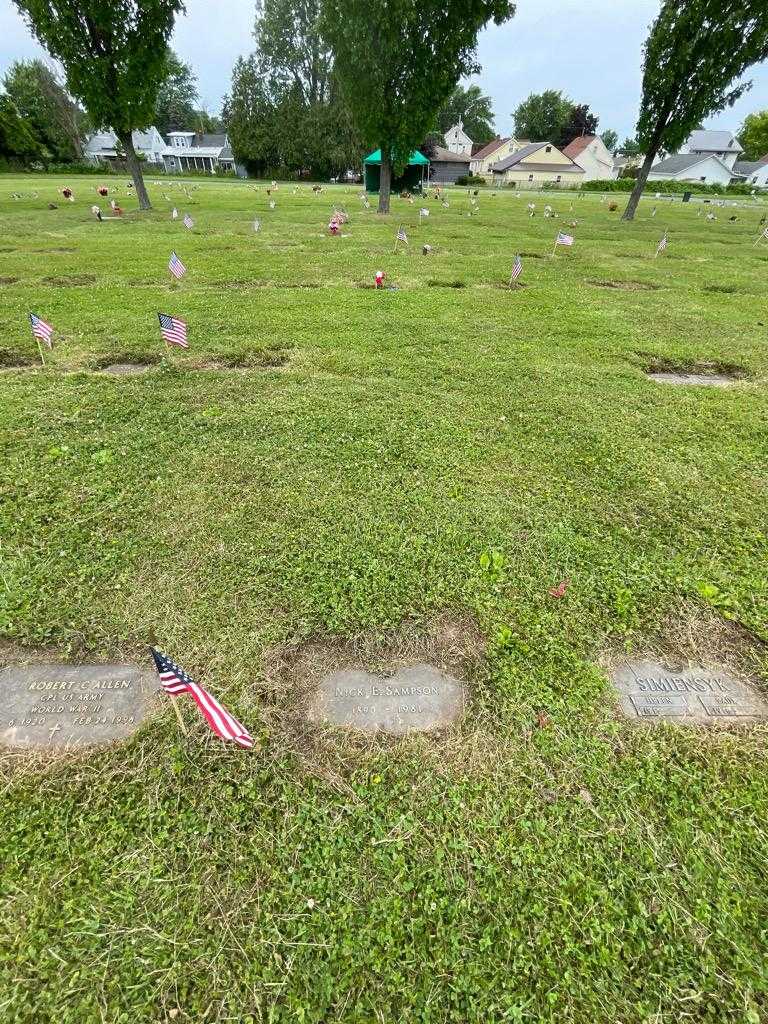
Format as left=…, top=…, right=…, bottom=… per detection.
left=611, top=660, right=768, bottom=724
left=0, top=663, right=155, bottom=749
left=310, top=664, right=466, bottom=735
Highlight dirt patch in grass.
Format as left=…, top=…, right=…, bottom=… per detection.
left=0, top=348, right=37, bottom=368
left=519, top=252, right=544, bottom=260
left=283, top=282, right=321, bottom=289
left=587, top=279, right=660, bottom=291
left=32, top=247, right=75, bottom=254
left=191, top=346, right=292, bottom=370
left=0, top=276, right=19, bottom=286
left=640, top=353, right=748, bottom=383
left=43, top=274, right=96, bottom=287
left=427, top=279, right=466, bottom=288
left=261, top=611, right=485, bottom=725
left=95, top=353, right=160, bottom=371
left=491, top=281, right=528, bottom=290
left=702, top=284, right=738, bottom=294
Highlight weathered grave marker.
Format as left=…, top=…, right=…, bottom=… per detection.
left=310, top=664, right=466, bottom=735
left=610, top=659, right=768, bottom=724
left=0, top=663, right=155, bottom=749
left=646, top=372, right=734, bottom=387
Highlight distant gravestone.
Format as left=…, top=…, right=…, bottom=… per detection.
left=310, top=664, right=466, bottom=735
left=0, top=663, right=155, bottom=749
left=611, top=659, right=768, bottom=723
left=647, top=372, right=733, bottom=387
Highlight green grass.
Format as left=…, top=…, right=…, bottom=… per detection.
left=1, top=174, right=767, bottom=1024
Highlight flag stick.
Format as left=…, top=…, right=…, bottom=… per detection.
left=169, top=695, right=188, bottom=736
left=35, top=337, right=46, bottom=367
left=394, top=226, right=402, bottom=254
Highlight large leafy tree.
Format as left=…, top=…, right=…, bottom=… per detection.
left=512, top=89, right=572, bottom=143
left=556, top=103, right=599, bottom=149
left=12, top=0, right=183, bottom=209
left=600, top=129, right=619, bottom=153
left=3, top=59, right=85, bottom=161
left=622, top=0, right=768, bottom=221
left=321, top=0, right=515, bottom=213
left=154, top=50, right=198, bottom=135
left=0, top=95, right=45, bottom=164
left=739, top=110, right=768, bottom=161
left=226, top=0, right=361, bottom=180
left=437, top=84, right=496, bottom=146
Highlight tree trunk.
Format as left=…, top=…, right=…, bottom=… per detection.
left=119, top=131, right=151, bottom=211
left=378, top=148, right=391, bottom=214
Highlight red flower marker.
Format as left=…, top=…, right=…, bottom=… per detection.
left=375, top=271, right=384, bottom=288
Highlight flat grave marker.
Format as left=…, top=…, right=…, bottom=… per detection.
left=610, top=659, right=768, bottom=724
left=309, top=663, right=466, bottom=735
left=0, top=663, right=155, bottom=749
left=646, top=372, right=734, bottom=387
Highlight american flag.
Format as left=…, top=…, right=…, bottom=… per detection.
left=158, top=312, right=188, bottom=348
left=29, top=312, right=53, bottom=347
left=183, top=213, right=194, bottom=229
left=397, top=226, right=408, bottom=243
left=253, top=218, right=261, bottom=232
left=150, top=648, right=254, bottom=749
left=168, top=251, right=186, bottom=279
left=655, top=232, right=668, bottom=256
left=510, top=254, right=522, bottom=283
left=555, top=231, right=574, bottom=246
left=172, top=207, right=178, bottom=219
left=269, top=200, right=276, bottom=210
left=419, top=207, right=429, bottom=217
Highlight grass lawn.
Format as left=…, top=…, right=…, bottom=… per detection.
left=1, top=174, right=767, bottom=1024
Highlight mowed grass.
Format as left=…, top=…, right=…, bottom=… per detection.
left=1, top=174, right=768, bottom=1024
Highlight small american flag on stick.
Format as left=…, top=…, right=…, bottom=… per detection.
left=150, top=648, right=254, bottom=749
left=168, top=251, right=186, bottom=279
left=655, top=232, right=668, bottom=257
left=158, top=312, right=188, bottom=348
left=509, top=254, right=522, bottom=285
left=555, top=231, right=574, bottom=246
left=183, top=213, right=194, bottom=229
left=29, top=312, right=53, bottom=348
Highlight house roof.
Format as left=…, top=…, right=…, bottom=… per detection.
left=686, top=129, right=742, bottom=153
left=650, top=153, right=725, bottom=175
left=471, top=137, right=510, bottom=162
left=430, top=145, right=471, bottom=164
left=491, top=142, right=580, bottom=172
left=562, top=135, right=599, bottom=158
left=732, top=158, right=768, bottom=177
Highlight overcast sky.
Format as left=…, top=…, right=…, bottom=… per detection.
left=2, top=0, right=768, bottom=142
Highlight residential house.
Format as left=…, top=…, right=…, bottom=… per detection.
left=562, top=134, right=616, bottom=181
left=470, top=137, right=529, bottom=178
left=647, top=153, right=734, bottom=186
left=162, top=132, right=236, bottom=174
left=444, top=121, right=473, bottom=155
left=489, top=142, right=584, bottom=188
left=732, top=157, right=768, bottom=188
left=84, top=127, right=166, bottom=165
left=683, top=129, right=743, bottom=170
left=429, top=146, right=471, bottom=184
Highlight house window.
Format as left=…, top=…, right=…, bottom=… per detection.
left=556, top=175, right=561, bottom=182
left=545, top=145, right=552, bottom=153
left=528, top=174, right=534, bottom=181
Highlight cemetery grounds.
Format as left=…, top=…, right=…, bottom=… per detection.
left=0, top=174, right=767, bottom=1023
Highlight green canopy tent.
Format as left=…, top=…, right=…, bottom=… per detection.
left=363, top=149, right=430, bottom=193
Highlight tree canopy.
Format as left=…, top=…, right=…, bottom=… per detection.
left=154, top=50, right=198, bottom=135
left=12, top=0, right=184, bottom=208
left=436, top=84, right=496, bottom=145
left=512, top=90, right=600, bottom=149
left=0, top=94, right=45, bottom=164
left=600, top=129, right=618, bottom=153
left=739, top=110, right=768, bottom=161
left=321, top=0, right=515, bottom=213
left=622, top=0, right=768, bottom=220
left=2, top=59, right=84, bottom=161
left=225, top=0, right=361, bottom=181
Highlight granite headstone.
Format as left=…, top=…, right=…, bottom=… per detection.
left=611, top=659, right=768, bottom=724
left=0, top=662, right=155, bottom=749
left=310, top=663, right=466, bottom=735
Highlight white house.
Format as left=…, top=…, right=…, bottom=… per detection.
left=470, top=136, right=530, bottom=177
left=561, top=134, right=616, bottom=181
left=732, top=158, right=768, bottom=188
left=683, top=129, right=743, bottom=170
left=161, top=132, right=236, bottom=174
left=84, top=127, right=166, bottom=165
left=444, top=121, right=473, bottom=155
left=647, top=153, right=735, bottom=186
